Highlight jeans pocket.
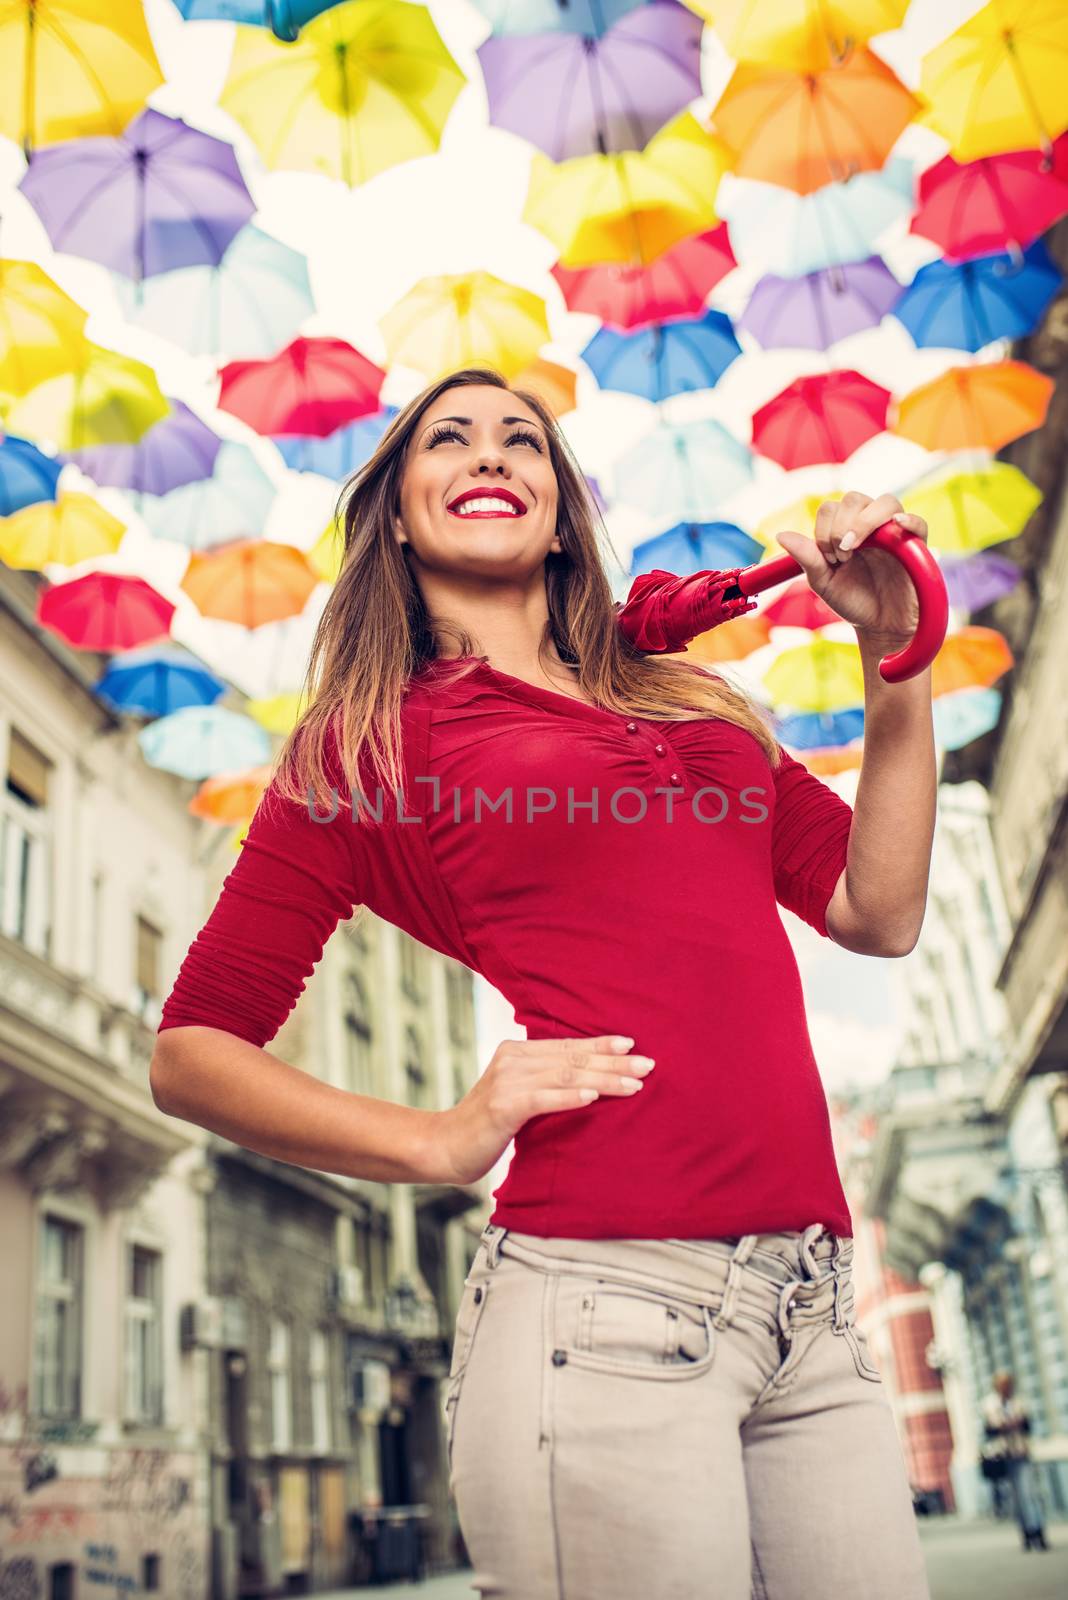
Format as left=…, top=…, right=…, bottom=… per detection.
left=842, top=1321, right=882, bottom=1382
left=444, top=1277, right=491, bottom=1469
left=560, top=1277, right=717, bottom=1381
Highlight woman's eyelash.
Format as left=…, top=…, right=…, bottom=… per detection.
left=425, top=424, right=543, bottom=452
left=426, top=424, right=466, bottom=447
left=504, top=428, right=543, bottom=451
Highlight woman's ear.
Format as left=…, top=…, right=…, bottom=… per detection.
left=393, top=514, right=408, bottom=547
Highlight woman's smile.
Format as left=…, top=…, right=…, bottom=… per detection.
left=447, top=488, right=528, bottom=518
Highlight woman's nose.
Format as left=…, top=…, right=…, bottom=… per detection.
left=471, top=451, right=510, bottom=476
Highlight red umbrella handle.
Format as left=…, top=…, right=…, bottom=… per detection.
left=732, top=519, right=949, bottom=683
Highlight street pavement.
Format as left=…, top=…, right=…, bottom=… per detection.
left=315, top=1513, right=1068, bottom=1599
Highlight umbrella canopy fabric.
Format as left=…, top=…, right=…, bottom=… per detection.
left=36, top=569, right=175, bottom=651
left=0, top=259, right=89, bottom=399
left=773, top=707, right=865, bottom=749
left=0, top=434, right=62, bottom=514
left=629, top=520, right=762, bottom=574
left=763, top=637, right=865, bottom=712
left=755, top=492, right=838, bottom=547
left=613, top=418, right=753, bottom=521
left=0, top=490, right=125, bottom=569
left=932, top=686, right=1002, bottom=750
left=892, top=240, right=1062, bottom=352
left=380, top=271, right=549, bottom=381
left=752, top=370, right=891, bottom=468
left=551, top=225, right=735, bottom=329
left=740, top=257, right=902, bottom=350
left=761, top=576, right=843, bottom=629
left=690, top=0, right=908, bottom=71
left=478, top=0, right=702, bottom=160
left=220, top=0, right=465, bottom=186
left=940, top=550, right=1022, bottom=612
left=470, top=0, right=645, bottom=33
left=218, top=336, right=385, bottom=437
left=94, top=643, right=228, bottom=717
left=892, top=361, right=1054, bottom=452
left=5, top=340, right=169, bottom=449
left=716, top=159, right=914, bottom=278
left=274, top=407, right=396, bottom=476
left=175, top=0, right=346, bottom=36
left=138, top=704, right=272, bottom=780
left=113, top=224, right=314, bottom=360
left=931, top=625, right=1013, bottom=696
left=189, top=766, right=273, bottom=825
left=180, top=538, right=321, bottom=627
left=139, top=441, right=276, bottom=551
left=512, top=357, right=578, bottom=417
left=18, top=109, right=254, bottom=281
left=61, top=399, right=222, bottom=494
left=910, top=139, right=1068, bottom=260
left=581, top=309, right=742, bottom=402
left=711, top=46, right=919, bottom=194
left=902, top=461, right=1043, bottom=553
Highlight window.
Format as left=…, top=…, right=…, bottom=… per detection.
left=342, top=970, right=373, bottom=1095
left=125, top=1244, right=163, bottom=1425
left=309, top=1329, right=330, bottom=1454
left=1, top=727, right=54, bottom=958
left=33, top=1215, right=83, bottom=1418
left=268, top=1318, right=291, bottom=1452
left=399, top=936, right=424, bottom=1000
left=446, top=964, right=471, bottom=1046
left=132, top=914, right=163, bottom=1028
left=403, top=1025, right=429, bottom=1108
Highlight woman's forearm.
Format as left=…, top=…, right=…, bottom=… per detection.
left=150, top=1026, right=443, bottom=1184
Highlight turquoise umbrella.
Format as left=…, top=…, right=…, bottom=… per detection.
left=471, top=0, right=645, bottom=36
left=113, top=224, right=313, bottom=359
left=614, top=419, right=753, bottom=522
left=932, top=687, right=1002, bottom=751
left=138, top=704, right=272, bottom=780
left=139, top=441, right=275, bottom=550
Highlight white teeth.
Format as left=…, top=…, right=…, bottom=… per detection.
left=452, top=496, right=521, bottom=516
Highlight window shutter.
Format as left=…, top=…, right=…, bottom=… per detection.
left=7, top=729, right=51, bottom=807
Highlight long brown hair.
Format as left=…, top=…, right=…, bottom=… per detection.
left=270, top=367, right=779, bottom=817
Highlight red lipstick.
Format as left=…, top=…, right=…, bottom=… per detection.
left=446, top=487, right=527, bottom=517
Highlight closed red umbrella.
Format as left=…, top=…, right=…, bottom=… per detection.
left=751, top=369, right=891, bottom=469
left=218, top=335, right=385, bottom=437
left=910, top=137, right=1068, bottom=258
left=762, top=576, right=843, bottom=629
left=36, top=570, right=175, bottom=651
left=551, top=224, right=736, bottom=330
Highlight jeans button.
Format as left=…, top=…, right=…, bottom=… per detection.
left=552, top=1349, right=568, bottom=1366
left=474, top=1286, right=483, bottom=1304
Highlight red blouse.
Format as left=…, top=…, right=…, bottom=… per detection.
left=158, top=568, right=856, bottom=1240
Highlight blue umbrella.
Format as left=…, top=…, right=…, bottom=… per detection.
left=139, top=441, right=275, bottom=550
left=630, top=520, right=762, bottom=575
left=470, top=0, right=645, bottom=36
left=614, top=419, right=753, bottom=521
left=94, top=643, right=227, bottom=717
left=582, top=309, right=742, bottom=401
left=61, top=400, right=221, bottom=495
left=0, top=435, right=62, bottom=515
left=932, top=687, right=1002, bottom=751
left=892, top=240, right=1062, bottom=353
left=274, top=407, right=397, bottom=476
left=174, top=0, right=346, bottom=37
left=138, top=704, right=272, bottom=780
left=774, top=708, right=865, bottom=750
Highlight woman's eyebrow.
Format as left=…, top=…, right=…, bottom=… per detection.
left=420, top=413, right=545, bottom=435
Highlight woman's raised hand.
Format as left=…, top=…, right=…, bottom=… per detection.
left=429, top=1035, right=655, bottom=1186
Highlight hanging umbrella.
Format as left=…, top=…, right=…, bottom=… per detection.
left=0, top=259, right=89, bottom=399
left=219, top=336, right=385, bottom=437
left=478, top=0, right=702, bottom=160
left=892, top=241, right=1063, bottom=352
left=180, top=538, right=321, bottom=627
left=36, top=570, right=175, bottom=651
left=795, top=745, right=863, bottom=774
left=512, top=358, right=578, bottom=417
left=219, top=0, right=465, bottom=186
left=901, top=462, right=1042, bottom=553
left=715, top=160, right=913, bottom=278
left=112, top=224, right=315, bottom=361
left=710, top=46, right=919, bottom=194
left=931, top=626, right=1014, bottom=696
left=246, top=691, right=304, bottom=734
left=0, top=490, right=125, bottom=569
left=763, top=637, right=864, bottom=711
left=274, top=407, right=396, bottom=475
left=751, top=370, right=891, bottom=469
left=740, top=257, right=902, bottom=350
left=685, top=610, right=771, bottom=662
left=939, top=550, right=1022, bottom=612
left=380, top=271, right=550, bottom=382
left=918, top=0, right=1068, bottom=161
left=630, top=520, right=762, bottom=574
left=581, top=309, right=742, bottom=402
left=138, top=704, right=273, bottom=780
left=307, top=517, right=345, bottom=584
left=910, top=139, right=1068, bottom=260
left=892, top=361, right=1054, bottom=452
left=0, top=434, right=62, bottom=515
left=61, top=399, right=222, bottom=495
left=613, top=418, right=753, bottom=521
left=773, top=707, right=865, bottom=748
left=932, top=686, right=1003, bottom=750
left=470, top=0, right=645, bottom=33
left=18, top=109, right=254, bottom=281
left=754, top=491, right=838, bottom=547
left=139, top=442, right=276, bottom=551
left=762, top=577, right=843, bottom=629
left=175, top=0, right=347, bottom=37
left=0, top=0, right=164, bottom=152
left=551, top=225, right=735, bottom=330
left=523, top=109, right=732, bottom=268
left=5, top=341, right=169, bottom=450
left=189, top=765, right=274, bottom=824
left=94, top=643, right=228, bottom=717
left=689, top=0, right=908, bottom=71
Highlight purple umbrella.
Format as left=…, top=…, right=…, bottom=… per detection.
left=18, top=109, right=254, bottom=281
left=740, top=257, right=903, bottom=351
left=940, top=550, right=1022, bottom=612
left=477, top=0, right=703, bottom=160
left=61, top=401, right=222, bottom=495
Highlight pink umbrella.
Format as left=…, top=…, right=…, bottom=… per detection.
left=218, top=336, right=385, bottom=437
left=551, top=225, right=736, bottom=330
left=761, top=576, right=843, bottom=629
left=752, top=370, right=891, bottom=469
left=910, top=137, right=1068, bottom=259
left=36, top=571, right=175, bottom=651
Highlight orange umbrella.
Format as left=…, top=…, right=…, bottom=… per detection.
left=513, top=357, right=578, bottom=417
left=677, top=611, right=772, bottom=662
left=931, top=625, right=1013, bottom=697
left=180, top=538, right=321, bottom=628
left=711, top=45, right=919, bottom=193
left=189, top=765, right=273, bottom=823
left=799, top=746, right=864, bottom=775
left=892, top=361, right=1054, bottom=453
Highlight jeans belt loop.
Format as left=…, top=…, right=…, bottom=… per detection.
left=482, top=1223, right=506, bottom=1270
left=712, top=1234, right=759, bottom=1331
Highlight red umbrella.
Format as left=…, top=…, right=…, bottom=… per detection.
left=552, top=224, right=736, bottom=330
left=751, top=370, right=891, bottom=469
left=910, top=136, right=1068, bottom=259
left=761, top=576, right=842, bottom=629
left=36, top=571, right=175, bottom=651
left=218, top=336, right=385, bottom=437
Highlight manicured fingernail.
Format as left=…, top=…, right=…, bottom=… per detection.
left=840, top=530, right=856, bottom=550
left=611, top=1036, right=635, bottom=1051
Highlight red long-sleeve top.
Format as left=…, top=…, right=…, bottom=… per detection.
left=158, top=567, right=856, bottom=1239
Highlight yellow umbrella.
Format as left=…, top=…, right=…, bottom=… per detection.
left=918, top=0, right=1068, bottom=159
left=0, top=259, right=90, bottom=400
left=0, top=0, right=163, bottom=150
left=523, top=109, right=732, bottom=269
left=0, top=490, right=126, bottom=569
left=763, top=637, right=865, bottom=711
left=754, top=493, right=841, bottom=550
left=513, top=357, right=578, bottom=417
left=688, top=0, right=908, bottom=72
left=380, top=271, right=550, bottom=382
left=245, top=693, right=306, bottom=735
left=308, top=516, right=345, bottom=585
left=901, top=462, right=1042, bottom=554
left=4, top=340, right=168, bottom=449
left=220, top=0, right=465, bottom=186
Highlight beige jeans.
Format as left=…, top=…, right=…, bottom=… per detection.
left=444, top=1221, right=931, bottom=1599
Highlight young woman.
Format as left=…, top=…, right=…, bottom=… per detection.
left=153, top=367, right=936, bottom=1599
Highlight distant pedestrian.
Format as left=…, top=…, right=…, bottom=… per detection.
left=980, top=1370, right=1049, bottom=1551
